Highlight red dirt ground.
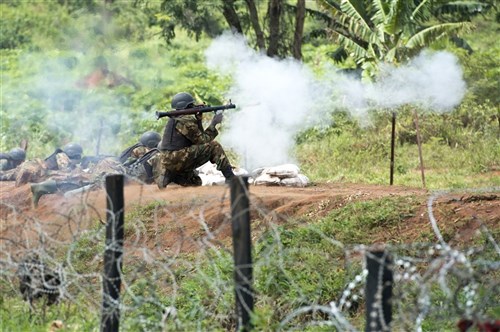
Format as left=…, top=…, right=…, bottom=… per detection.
left=0, top=181, right=498, bottom=254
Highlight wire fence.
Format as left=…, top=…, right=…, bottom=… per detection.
left=0, top=177, right=498, bottom=331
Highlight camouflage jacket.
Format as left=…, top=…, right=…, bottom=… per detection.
left=175, top=115, right=218, bottom=144
left=160, top=115, right=218, bottom=151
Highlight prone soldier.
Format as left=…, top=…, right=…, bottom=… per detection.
left=30, top=155, right=126, bottom=208
left=117, top=130, right=161, bottom=184
left=119, top=131, right=161, bottom=166
left=14, top=142, right=84, bottom=187
left=0, top=147, right=26, bottom=171
left=29, top=133, right=162, bottom=207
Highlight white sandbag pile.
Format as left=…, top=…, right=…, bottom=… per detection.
left=250, top=164, right=309, bottom=187
left=196, top=162, right=249, bottom=186
left=196, top=162, right=309, bottom=187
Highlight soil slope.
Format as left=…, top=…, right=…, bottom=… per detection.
left=0, top=181, right=498, bottom=254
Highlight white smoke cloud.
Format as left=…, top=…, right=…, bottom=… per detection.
left=357, top=51, right=466, bottom=111
left=205, top=33, right=466, bottom=171
left=205, top=33, right=333, bottom=170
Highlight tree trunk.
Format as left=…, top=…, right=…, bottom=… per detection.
left=267, top=0, right=282, bottom=57
left=222, top=0, right=243, bottom=34
left=293, top=0, right=306, bottom=60
left=244, top=0, right=265, bottom=51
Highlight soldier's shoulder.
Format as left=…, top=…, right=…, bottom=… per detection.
left=177, top=115, right=197, bottom=122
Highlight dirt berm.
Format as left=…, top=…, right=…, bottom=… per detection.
left=0, top=181, right=498, bottom=254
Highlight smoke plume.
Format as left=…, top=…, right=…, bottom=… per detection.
left=205, top=33, right=466, bottom=171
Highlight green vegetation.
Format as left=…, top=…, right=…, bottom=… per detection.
left=0, top=1, right=498, bottom=331
left=0, top=1, right=497, bottom=189
left=296, top=103, right=499, bottom=189
left=2, top=195, right=497, bottom=330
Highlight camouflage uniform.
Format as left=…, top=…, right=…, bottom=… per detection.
left=118, top=142, right=158, bottom=184
left=84, top=157, right=126, bottom=184
left=30, top=156, right=127, bottom=207
left=14, top=159, right=50, bottom=186
left=127, top=151, right=158, bottom=184
left=119, top=145, right=148, bottom=166
left=52, top=157, right=124, bottom=186
left=157, top=114, right=232, bottom=187
left=130, top=146, right=148, bottom=160
left=14, top=152, right=77, bottom=186
left=0, top=159, right=15, bottom=171
left=0, top=148, right=26, bottom=178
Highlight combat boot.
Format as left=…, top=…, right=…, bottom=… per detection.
left=157, top=170, right=172, bottom=189
left=31, top=180, right=58, bottom=208
left=221, top=166, right=235, bottom=184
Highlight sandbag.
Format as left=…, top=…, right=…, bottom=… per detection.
left=253, top=173, right=281, bottom=186
left=263, top=164, right=300, bottom=178
left=281, top=174, right=309, bottom=187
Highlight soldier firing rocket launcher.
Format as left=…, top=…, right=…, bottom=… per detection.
left=155, top=101, right=236, bottom=120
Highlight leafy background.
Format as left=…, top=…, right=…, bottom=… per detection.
left=0, top=2, right=499, bottom=330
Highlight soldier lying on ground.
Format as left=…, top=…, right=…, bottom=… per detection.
left=30, top=135, right=161, bottom=207
left=118, top=131, right=161, bottom=185
left=4, top=143, right=85, bottom=186
left=0, top=147, right=26, bottom=171
left=30, top=157, right=126, bottom=207
left=0, top=143, right=82, bottom=184
left=119, top=131, right=161, bottom=166
left=156, top=92, right=235, bottom=188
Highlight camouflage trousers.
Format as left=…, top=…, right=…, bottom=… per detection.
left=13, top=159, right=49, bottom=186
left=156, top=141, right=231, bottom=187
left=9, top=157, right=125, bottom=187
left=0, top=168, right=17, bottom=182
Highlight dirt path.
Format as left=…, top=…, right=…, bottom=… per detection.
left=0, top=181, right=498, bottom=255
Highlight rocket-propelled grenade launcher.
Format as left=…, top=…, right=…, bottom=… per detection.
left=156, top=101, right=236, bottom=120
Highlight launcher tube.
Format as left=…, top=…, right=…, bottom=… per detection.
left=156, top=103, right=236, bottom=120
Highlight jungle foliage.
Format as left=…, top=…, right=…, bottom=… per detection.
left=0, top=1, right=499, bottom=330
left=0, top=0, right=498, bottom=183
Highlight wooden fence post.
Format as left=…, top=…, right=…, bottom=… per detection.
left=230, top=176, right=254, bottom=331
left=101, top=174, right=125, bottom=332
left=390, top=112, right=396, bottom=186
left=413, top=110, right=426, bottom=188
left=365, top=249, right=393, bottom=332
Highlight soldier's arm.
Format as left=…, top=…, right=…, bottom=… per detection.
left=176, top=116, right=218, bottom=144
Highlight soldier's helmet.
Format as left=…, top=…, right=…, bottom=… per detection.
left=171, top=92, right=195, bottom=110
left=8, top=148, right=26, bottom=161
left=140, top=131, right=161, bottom=149
left=62, top=143, right=83, bottom=160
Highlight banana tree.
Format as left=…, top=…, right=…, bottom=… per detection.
left=317, top=0, right=474, bottom=79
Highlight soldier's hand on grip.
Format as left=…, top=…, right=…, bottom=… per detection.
left=211, top=112, right=224, bottom=126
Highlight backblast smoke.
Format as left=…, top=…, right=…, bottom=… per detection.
left=205, top=32, right=466, bottom=171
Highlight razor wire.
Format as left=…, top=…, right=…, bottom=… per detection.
left=0, top=185, right=498, bottom=331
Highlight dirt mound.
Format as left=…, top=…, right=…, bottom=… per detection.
left=0, top=181, right=498, bottom=254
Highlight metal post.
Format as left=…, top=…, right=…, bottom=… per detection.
left=365, top=250, right=393, bottom=332
left=390, top=112, right=396, bottom=186
left=230, top=176, right=254, bottom=331
left=101, top=175, right=125, bottom=332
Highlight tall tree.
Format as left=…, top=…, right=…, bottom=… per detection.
left=267, top=0, right=283, bottom=57
left=244, top=0, right=265, bottom=51
left=158, top=0, right=314, bottom=60
left=293, top=0, right=306, bottom=60
left=221, top=0, right=243, bottom=34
